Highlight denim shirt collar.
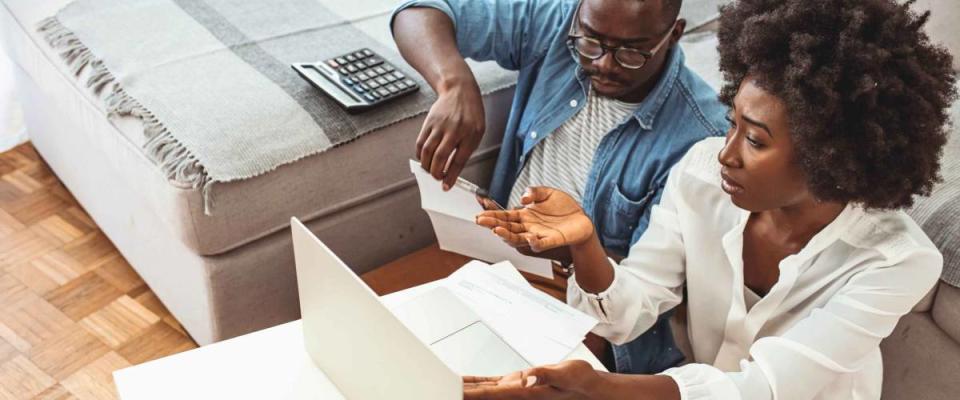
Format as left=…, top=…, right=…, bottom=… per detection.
left=573, top=45, right=686, bottom=131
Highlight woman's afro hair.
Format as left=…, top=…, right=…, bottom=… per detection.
left=717, top=0, right=957, bottom=209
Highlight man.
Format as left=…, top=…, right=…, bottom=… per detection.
left=391, top=0, right=729, bottom=374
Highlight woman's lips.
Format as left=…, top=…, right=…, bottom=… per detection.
left=720, top=171, right=745, bottom=194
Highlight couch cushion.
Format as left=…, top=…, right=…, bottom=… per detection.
left=932, top=282, right=960, bottom=342
left=880, top=312, right=960, bottom=400
left=907, top=83, right=960, bottom=287
left=912, top=284, right=938, bottom=313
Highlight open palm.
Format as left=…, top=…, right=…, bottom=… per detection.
left=476, top=187, right=594, bottom=252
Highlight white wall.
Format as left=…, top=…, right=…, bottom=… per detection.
left=0, top=29, right=27, bottom=153
left=915, top=0, right=960, bottom=71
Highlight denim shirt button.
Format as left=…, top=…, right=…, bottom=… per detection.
left=530, top=131, right=538, bottom=139
left=569, top=99, right=578, bottom=108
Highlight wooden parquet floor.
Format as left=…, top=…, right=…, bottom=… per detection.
left=0, top=143, right=198, bottom=399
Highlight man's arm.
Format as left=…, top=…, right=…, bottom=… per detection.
left=393, top=7, right=486, bottom=189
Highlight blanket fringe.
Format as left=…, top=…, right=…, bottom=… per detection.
left=38, top=17, right=216, bottom=215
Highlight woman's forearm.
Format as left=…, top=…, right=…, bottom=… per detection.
left=570, top=232, right=616, bottom=294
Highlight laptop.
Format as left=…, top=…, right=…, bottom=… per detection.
left=290, top=218, right=529, bottom=400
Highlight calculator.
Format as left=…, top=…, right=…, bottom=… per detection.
left=291, top=48, right=420, bottom=113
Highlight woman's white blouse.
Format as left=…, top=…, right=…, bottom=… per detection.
left=567, top=138, right=943, bottom=400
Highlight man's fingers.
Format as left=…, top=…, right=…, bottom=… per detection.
left=478, top=196, right=499, bottom=211
left=415, top=121, right=432, bottom=160
left=442, top=141, right=475, bottom=190
left=430, top=133, right=458, bottom=181
left=419, top=129, right=443, bottom=172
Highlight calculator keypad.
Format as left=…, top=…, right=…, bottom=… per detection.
left=322, top=48, right=418, bottom=107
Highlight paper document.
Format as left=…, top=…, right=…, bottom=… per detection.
left=410, top=160, right=554, bottom=278
left=382, top=260, right=598, bottom=365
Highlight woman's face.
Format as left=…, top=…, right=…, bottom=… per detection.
left=718, top=77, right=811, bottom=212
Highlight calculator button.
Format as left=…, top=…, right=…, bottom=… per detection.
left=375, top=77, right=389, bottom=85
left=345, top=65, right=358, bottom=73
left=385, top=84, right=399, bottom=94
left=353, top=85, right=367, bottom=94
left=395, top=81, right=407, bottom=90
left=367, top=80, right=381, bottom=89
left=392, top=72, right=405, bottom=80
left=326, top=60, right=339, bottom=68
left=376, top=88, right=391, bottom=97
left=355, top=71, right=370, bottom=81
left=341, top=77, right=355, bottom=86
left=363, top=93, right=377, bottom=102
left=383, top=64, right=395, bottom=72
left=365, top=57, right=383, bottom=67
left=403, top=79, right=416, bottom=87
left=335, top=57, right=347, bottom=65
left=345, top=54, right=357, bottom=62
left=373, top=66, right=387, bottom=75
left=384, top=74, right=397, bottom=83
left=352, top=62, right=366, bottom=71
left=369, top=90, right=381, bottom=99
left=353, top=51, right=368, bottom=60
left=359, top=82, right=372, bottom=91
left=362, top=49, right=374, bottom=57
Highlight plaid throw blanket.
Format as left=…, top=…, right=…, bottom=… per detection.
left=38, top=0, right=517, bottom=213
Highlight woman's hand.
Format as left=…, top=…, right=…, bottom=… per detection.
left=476, top=187, right=594, bottom=252
left=463, top=360, right=599, bottom=400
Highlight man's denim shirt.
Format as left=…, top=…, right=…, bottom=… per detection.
left=392, top=0, right=729, bottom=258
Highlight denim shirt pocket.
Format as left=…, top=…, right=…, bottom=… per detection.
left=598, top=185, right=657, bottom=252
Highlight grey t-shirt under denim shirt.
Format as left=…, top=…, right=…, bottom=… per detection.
left=509, top=88, right=639, bottom=208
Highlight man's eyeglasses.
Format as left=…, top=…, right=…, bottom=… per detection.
left=566, top=1, right=677, bottom=70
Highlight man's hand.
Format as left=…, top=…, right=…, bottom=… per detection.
left=463, top=360, right=599, bottom=400
left=417, top=80, right=485, bottom=191
left=476, top=187, right=594, bottom=252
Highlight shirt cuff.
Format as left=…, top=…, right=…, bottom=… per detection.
left=567, top=257, right=620, bottom=322
left=659, top=364, right=742, bottom=400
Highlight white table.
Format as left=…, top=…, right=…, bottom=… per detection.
left=114, top=320, right=606, bottom=399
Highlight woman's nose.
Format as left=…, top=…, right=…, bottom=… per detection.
left=718, top=134, right=743, bottom=169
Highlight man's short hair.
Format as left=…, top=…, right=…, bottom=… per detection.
left=663, top=0, right=682, bottom=23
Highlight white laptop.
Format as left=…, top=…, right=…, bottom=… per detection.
left=290, top=218, right=530, bottom=400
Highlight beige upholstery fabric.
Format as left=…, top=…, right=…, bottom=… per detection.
left=881, top=313, right=960, bottom=400
left=933, top=283, right=960, bottom=343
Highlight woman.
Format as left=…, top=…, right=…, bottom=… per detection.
left=468, top=0, right=956, bottom=398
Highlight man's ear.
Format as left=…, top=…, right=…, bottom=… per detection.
left=671, top=18, right=687, bottom=44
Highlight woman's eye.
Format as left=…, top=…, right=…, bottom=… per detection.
left=746, top=135, right=763, bottom=148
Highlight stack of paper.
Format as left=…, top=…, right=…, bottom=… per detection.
left=382, top=261, right=598, bottom=365
left=410, top=161, right=554, bottom=278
